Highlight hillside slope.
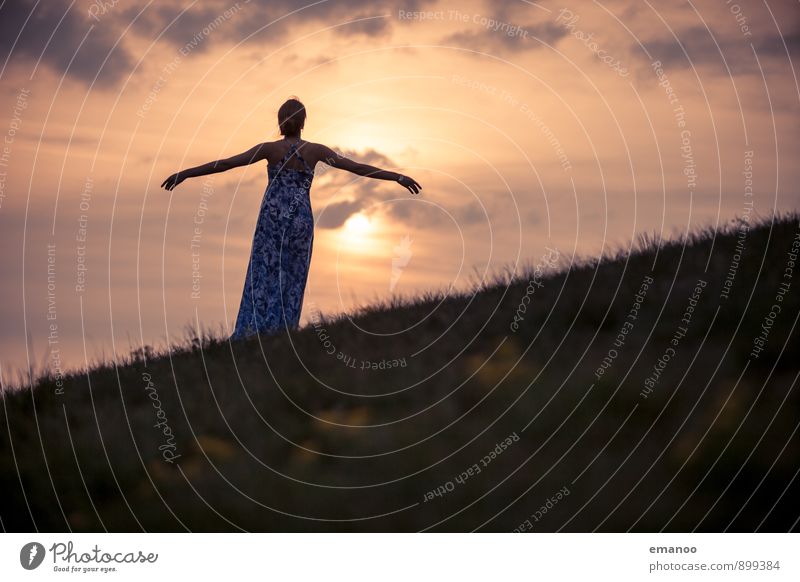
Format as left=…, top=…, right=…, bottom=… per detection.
left=2, top=214, right=799, bottom=532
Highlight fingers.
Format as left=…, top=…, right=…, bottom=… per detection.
left=406, top=178, right=421, bottom=195
left=397, top=175, right=421, bottom=194
left=160, top=175, right=178, bottom=190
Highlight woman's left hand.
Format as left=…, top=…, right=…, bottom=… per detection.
left=397, top=174, right=422, bottom=195
left=160, top=172, right=186, bottom=191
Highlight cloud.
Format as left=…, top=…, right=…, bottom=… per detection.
left=642, top=26, right=800, bottom=76
left=311, top=146, right=487, bottom=229
left=755, top=29, right=800, bottom=59
left=124, top=0, right=424, bottom=53
left=315, top=198, right=362, bottom=228
left=380, top=197, right=485, bottom=228
left=0, top=0, right=134, bottom=86
left=312, top=147, right=394, bottom=228
left=0, top=0, right=432, bottom=88
left=336, top=14, right=391, bottom=38
left=442, top=21, right=568, bottom=54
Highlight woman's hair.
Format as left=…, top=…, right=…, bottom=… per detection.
left=277, top=97, right=306, bottom=136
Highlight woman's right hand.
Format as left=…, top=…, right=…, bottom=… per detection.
left=397, top=174, right=422, bottom=195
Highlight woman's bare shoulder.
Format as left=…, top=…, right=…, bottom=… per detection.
left=301, top=140, right=326, bottom=152
left=297, top=141, right=329, bottom=164
left=303, top=141, right=341, bottom=162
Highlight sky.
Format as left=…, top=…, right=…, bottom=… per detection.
left=0, top=0, right=798, bottom=380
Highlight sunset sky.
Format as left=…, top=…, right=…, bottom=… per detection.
left=0, top=0, right=798, bottom=378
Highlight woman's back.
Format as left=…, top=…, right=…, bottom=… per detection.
left=267, top=139, right=317, bottom=173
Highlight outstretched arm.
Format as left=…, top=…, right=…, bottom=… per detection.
left=318, top=145, right=422, bottom=195
left=161, top=143, right=271, bottom=191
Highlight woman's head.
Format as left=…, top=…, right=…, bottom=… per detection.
left=278, top=97, right=306, bottom=137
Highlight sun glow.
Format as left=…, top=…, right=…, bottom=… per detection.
left=344, top=213, right=372, bottom=235
left=337, top=212, right=376, bottom=251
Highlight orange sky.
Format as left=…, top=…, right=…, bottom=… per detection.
left=0, top=0, right=798, bottom=379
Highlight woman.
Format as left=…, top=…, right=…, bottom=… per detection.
left=161, top=97, right=422, bottom=339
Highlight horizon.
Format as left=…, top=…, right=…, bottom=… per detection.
left=1, top=0, right=798, bottom=377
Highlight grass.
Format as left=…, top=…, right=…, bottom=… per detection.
left=1, top=212, right=799, bottom=532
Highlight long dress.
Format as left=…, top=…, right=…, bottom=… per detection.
left=231, top=142, right=315, bottom=339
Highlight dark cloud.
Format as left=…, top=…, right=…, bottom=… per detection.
left=0, top=0, right=430, bottom=87
left=315, top=198, right=362, bottom=228
left=442, top=21, right=567, bottom=54
left=526, top=208, right=542, bottom=226
left=337, top=14, right=391, bottom=38
left=453, top=200, right=486, bottom=224
left=0, top=0, right=134, bottom=86
left=381, top=197, right=486, bottom=228
left=312, top=146, right=487, bottom=229
left=124, top=0, right=422, bottom=54
left=643, top=26, right=800, bottom=75
left=312, top=147, right=394, bottom=228
left=755, top=29, right=800, bottom=59
left=336, top=147, right=395, bottom=167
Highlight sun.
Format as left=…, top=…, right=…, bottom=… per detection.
left=344, top=213, right=372, bottom=235
left=338, top=213, right=375, bottom=249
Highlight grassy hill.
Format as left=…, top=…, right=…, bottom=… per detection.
left=2, top=213, right=799, bottom=532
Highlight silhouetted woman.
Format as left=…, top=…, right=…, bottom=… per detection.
left=161, top=97, right=422, bottom=339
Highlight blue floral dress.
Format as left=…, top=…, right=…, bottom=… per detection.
left=231, top=142, right=315, bottom=339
